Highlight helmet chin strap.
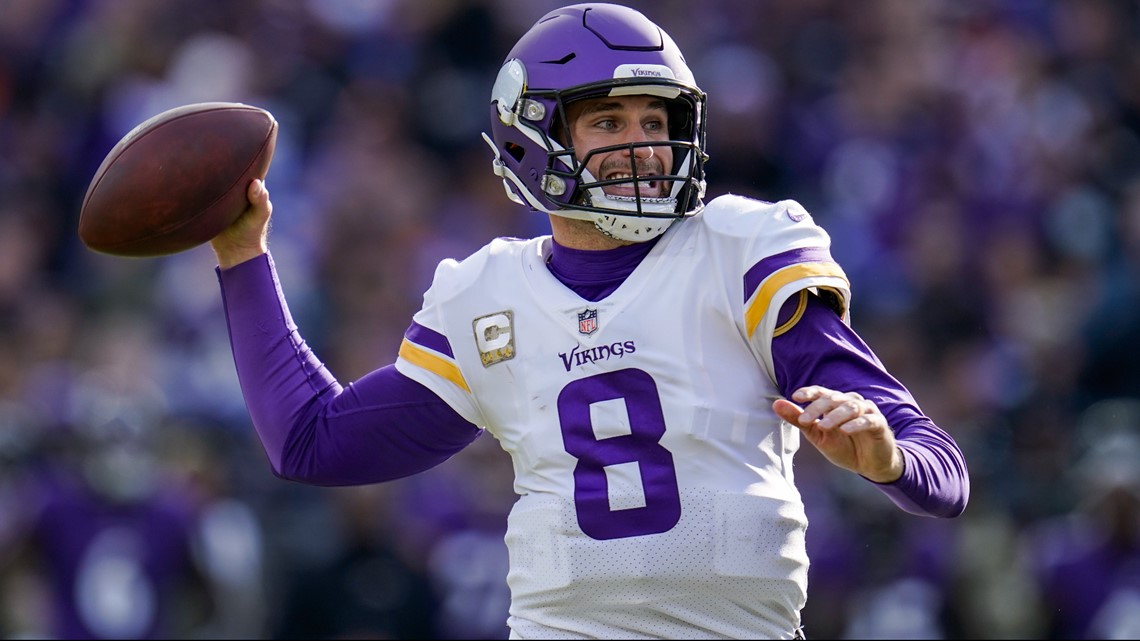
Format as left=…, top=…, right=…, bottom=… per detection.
left=591, top=210, right=677, bottom=242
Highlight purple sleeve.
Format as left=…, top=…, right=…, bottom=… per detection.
left=216, top=252, right=482, bottom=486
left=772, top=293, right=970, bottom=518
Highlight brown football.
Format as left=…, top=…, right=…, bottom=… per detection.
left=78, top=102, right=277, bottom=257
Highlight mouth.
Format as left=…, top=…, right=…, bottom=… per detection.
left=602, top=171, right=666, bottom=198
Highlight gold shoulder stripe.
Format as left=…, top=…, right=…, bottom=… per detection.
left=772, top=290, right=808, bottom=338
left=398, top=339, right=471, bottom=393
left=746, top=262, right=848, bottom=338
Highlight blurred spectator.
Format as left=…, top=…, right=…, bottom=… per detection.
left=1024, top=398, right=1140, bottom=640
left=273, top=485, right=439, bottom=640
left=3, top=0, right=1140, bottom=637
left=0, top=369, right=266, bottom=639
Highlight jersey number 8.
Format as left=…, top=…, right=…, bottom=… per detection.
left=557, top=368, right=683, bottom=540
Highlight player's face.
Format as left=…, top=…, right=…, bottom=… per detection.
left=565, top=95, right=673, bottom=198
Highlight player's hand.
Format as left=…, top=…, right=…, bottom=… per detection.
left=772, top=386, right=903, bottom=483
left=210, top=178, right=272, bottom=269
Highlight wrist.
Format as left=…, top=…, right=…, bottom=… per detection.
left=865, top=447, right=905, bottom=484
left=214, top=243, right=267, bottom=270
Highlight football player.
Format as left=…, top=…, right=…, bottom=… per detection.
left=210, top=3, right=969, bottom=639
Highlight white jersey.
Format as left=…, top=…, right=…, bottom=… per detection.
left=396, top=195, right=851, bottom=639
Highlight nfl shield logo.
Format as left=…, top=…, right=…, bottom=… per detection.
left=577, top=308, right=598, bottom=335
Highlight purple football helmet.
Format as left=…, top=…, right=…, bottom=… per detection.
left=484, top=3, right=708, bottom=241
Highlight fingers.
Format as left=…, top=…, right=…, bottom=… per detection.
left=772, top=398, right=804, bottom=425
left=778, top=386, right=878, bottom=433
left=247, top=178, right=266, bottom=203
left=247, top=179, right=272, bottom=212
left=242, top=179, right=273, bottom=227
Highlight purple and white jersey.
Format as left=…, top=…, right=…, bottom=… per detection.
left=396, top=195, right=850, bottom=639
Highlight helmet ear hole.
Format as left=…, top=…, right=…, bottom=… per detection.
left=506, top=142, right=525, bottom=163
left=665, top=98, right=693, bottom=142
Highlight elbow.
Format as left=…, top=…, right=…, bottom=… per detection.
left=941, top=473, right=970, bottom=518
left=892, top=441, right=971, bottom=518
left=938, top=446, right=971, bottom=518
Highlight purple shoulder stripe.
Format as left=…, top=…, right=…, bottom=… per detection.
left=405, top=321, right=454, bottom=357
left=743, top=246, right=834, bottom=302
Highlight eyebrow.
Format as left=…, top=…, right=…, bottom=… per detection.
left=574, top=98, right=668, bottom=117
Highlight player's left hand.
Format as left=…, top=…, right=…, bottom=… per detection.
left=773, top=386, right=903, bottom=483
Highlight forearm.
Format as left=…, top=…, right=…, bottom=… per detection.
left=871, top=417, right=970, bottom=518
left=773, top=294, right=969, bottom=517
left=216, top=252, right=338, bottom=474
left=216, top=252, right=481, bottom=485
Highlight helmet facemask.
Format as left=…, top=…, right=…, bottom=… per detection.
left=555, top=88, right=706, bottom=221
left=484, top=4, right=709, bottom=242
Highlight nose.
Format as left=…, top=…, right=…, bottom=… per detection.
left=622, top=132, right=657, bottom=163
left=631, top=143, right=655, bottom=161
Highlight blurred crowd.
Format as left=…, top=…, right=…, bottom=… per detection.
left=1, top=0, right=1139, bottom=638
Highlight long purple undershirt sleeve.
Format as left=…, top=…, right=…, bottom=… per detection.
left=772, top=294, right=970, bottom=518
left=218, top=242, right=967, bottom=518
left=216, top=252, right=481, bottom=486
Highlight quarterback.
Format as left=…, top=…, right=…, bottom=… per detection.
left=210, top=3, right=969, bottom=639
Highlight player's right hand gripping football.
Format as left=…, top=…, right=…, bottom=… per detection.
left=211, top=179, right=273, bottom=269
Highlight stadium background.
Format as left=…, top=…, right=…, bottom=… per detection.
left=2, top=0, right=1139, bottom=638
